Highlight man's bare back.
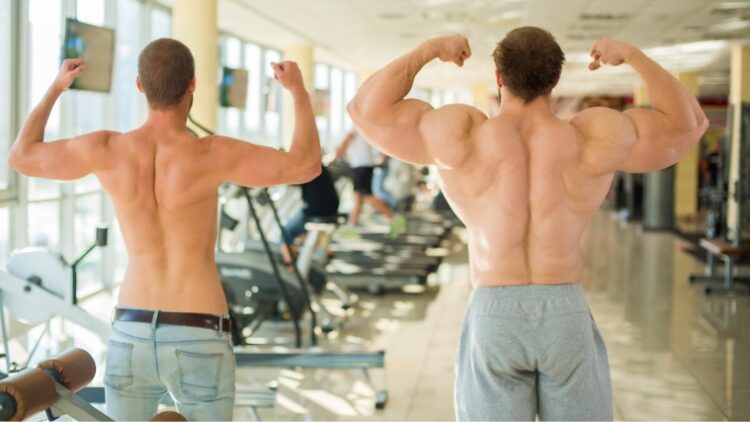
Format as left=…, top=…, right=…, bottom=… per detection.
left=97, top=127, right=228, bottom=314
left=349, top=34, right=707, bottom=288
left=10, top=50, right=320, bottom=315
left=432, top=104, right=612, bottom=286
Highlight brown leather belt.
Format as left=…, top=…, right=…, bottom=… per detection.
left=113, top=308, right=231, bottom=333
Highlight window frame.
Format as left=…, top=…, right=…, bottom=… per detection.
left=217, top=30, right=283, bottom=147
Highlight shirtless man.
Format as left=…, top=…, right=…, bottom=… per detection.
left=9, top=39, right=320, bottom=421
left=348, top=27, right=707, bottom=421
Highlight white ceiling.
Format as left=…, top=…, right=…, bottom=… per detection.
left=219, top=0, right=750, bottom=97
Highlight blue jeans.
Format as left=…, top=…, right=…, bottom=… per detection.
left=372, top=166, right=398, bottom=208
left=104, top=318, right=236, bottom=421
left=282, top=209, right=307, bottom=244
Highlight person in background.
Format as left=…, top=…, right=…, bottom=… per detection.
left=280, top=164, right=339, bottom=265
left=333, top=130, right=405, bottom=234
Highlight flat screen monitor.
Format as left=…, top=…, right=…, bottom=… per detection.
left=62, top=18, right=115, bottom=93
left=219, top=67, right=249, bottom=109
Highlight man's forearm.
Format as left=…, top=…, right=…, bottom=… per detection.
left=627, top=48, right=704, bottom=132
left=11, top=85, right=61, bottom=158
left=288, top=89, right=320, bottom=165
left=350, top=40, right=439, bottom=118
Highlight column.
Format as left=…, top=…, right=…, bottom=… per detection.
left=281, top=44, right=314, bottom=149
left=172, top=0, right=218, bottom=131
left=727, top=44, right=750, bottom=239
left=471, top=83, right=491, bottom=116
left=637, top=84, right=675, bottom=230
left=673, top=72, right=701, bottom=224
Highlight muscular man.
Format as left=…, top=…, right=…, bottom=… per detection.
left=9, top=39, right=320, bottom=421
left=349, top=28, right=707, bottom=421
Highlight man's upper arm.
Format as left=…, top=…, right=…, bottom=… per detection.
left=351, top=99, right=485, bottom=168
left=572, top=107, right=637, bottom=176
left=210, top=136, right=318, bottom=187
left=419, top=104, right=486, bottom=170
left=10, top=131, right=115, bottom=180
left=573, top=105, right=707, bottom=175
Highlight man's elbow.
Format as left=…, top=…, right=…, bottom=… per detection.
left=302, top=162, right=322, bottom=182
left=8, top=147, right=27, bottom=173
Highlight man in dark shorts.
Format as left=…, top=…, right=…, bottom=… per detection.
left=334, top=130, right=396, bottom=226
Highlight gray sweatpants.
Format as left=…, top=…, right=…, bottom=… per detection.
left=454, top=284, right=612, bottom=421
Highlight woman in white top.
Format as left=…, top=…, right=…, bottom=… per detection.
left=335, top=130, right=395, bottom=225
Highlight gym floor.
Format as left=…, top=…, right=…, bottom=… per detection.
left=233, top=211, right=750, bottom=421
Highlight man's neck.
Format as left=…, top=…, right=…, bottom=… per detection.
left=498, top=92, right=553, bottom=116
left=144, top=106, right=189, bottom=131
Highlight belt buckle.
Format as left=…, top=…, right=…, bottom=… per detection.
left=218, top=315, right=224, bottom=333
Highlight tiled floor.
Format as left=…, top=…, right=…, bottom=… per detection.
left=239, top=211, right=750, bottom=420
left=11, top=210, right=750, bottom=420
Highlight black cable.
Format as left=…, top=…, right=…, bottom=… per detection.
left=187, top=114, right=213, bottom=135
left=263, top=188, right=317, bottom=346
left=244, top=188, right=302, bottom=348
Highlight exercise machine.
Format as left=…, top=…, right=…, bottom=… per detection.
left=0, top=227, right=110, bottom=374
left=0, top=348, right=185, bottom=421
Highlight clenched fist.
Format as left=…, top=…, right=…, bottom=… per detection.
left=588, top=38, right=637, bottom=71
left=270, top=61, right=305, bottom=94
left=430, top=35, right=471, bottom=67
left=54, top=59, right=86, bottom=91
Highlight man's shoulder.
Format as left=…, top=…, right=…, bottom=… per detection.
left=569, top=107, right=627, bottom=139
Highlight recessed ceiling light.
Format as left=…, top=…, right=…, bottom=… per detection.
left=379, top=13, right=406, bottom=20
left=716, top=1, right=750, bottom=9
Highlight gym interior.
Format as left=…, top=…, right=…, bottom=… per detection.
left=0, top=0, right=749, bottom=420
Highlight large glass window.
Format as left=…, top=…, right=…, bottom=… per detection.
left=218, top=36, right=243, bottom=137
left=114, top=0, right=145, bottom=131
left=27, top=202, right=60, bottom=249
left=0, top=207, right=9, bottom=265
left=313, top=64, right=330, bottom=146
left=0, top=1, right=11, bottom=193
left=262, top=49, right=282, bottom=146
left=329, top=68, right=344, bottom=141
left=244, top=43, right=262, bottom=136
left=74, top=193, right=102, bottom=293
left=28, top=0, right=63, bottom=201
left=313, top=64, right=357, bottom=149
left=343, top=71, right=357, bottom=132
left=150, top=7, right=171, bottom=40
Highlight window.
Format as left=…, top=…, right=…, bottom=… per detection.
left=218, top=36, right=243, bottom=137
left=72, top=0, right=106, bottom=194
left=0, top=1, right=11, bottom=194
left=329, top=68, right=344, bottom=141
left=150, top=7, right=171, bottom=40
left=28, top=0, right=63, bottom=201
left=27, top=202, right=60, bottom=249
left=114, top=0, right=145, bottom=131
left=343, top=71, right=357, bottom=132
left=314, top=64, right=331, bottom=145
left=262, top=49, right=282, bottom=146
left=313, top=64, right=357, bottom=149
left=244, top=43, right=262, bottom=136
left=0, top=207, right=9, bottom=265
left=73, top=193, right=102, bottom=293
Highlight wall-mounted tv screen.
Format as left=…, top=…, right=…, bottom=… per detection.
left=219, top=67, right=249, bottom=109
left=62, top=18, right=115, bottom=93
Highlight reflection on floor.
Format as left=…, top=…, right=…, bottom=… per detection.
left=10, top=211, right=750, bottom=421
left=241, top=211, right=749, bottom=421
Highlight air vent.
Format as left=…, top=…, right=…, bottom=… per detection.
left=579, top=13, right=630, bottom=21
left=379, top=13, right=406, bottom=20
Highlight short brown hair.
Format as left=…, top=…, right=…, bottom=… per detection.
left=492, top=27, right=565, bottom=103
left=138, top=38, right=194, bottom=109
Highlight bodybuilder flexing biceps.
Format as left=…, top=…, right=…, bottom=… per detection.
left=348, top=28, right=707, bottom=421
